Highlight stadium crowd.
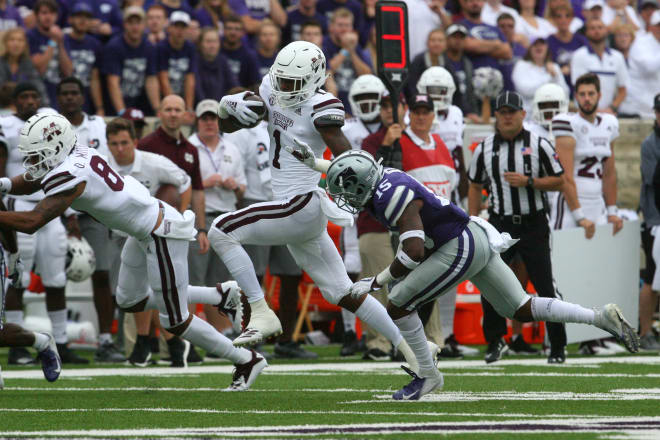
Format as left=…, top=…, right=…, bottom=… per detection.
left=0, top=0, right=659, bottom=371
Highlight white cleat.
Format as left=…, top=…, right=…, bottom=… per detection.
left=225, top=350, right=268, bottom=391
left=427, top=341, right=439, bottom=367
left=216, top=281, right=244, bottom=333
left=594, top=304, right=640, bottom=353
left=232, top=300, right=282, bottom=347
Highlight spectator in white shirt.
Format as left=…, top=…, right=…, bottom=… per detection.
left=602, top=0, right=641, bottom=33
left=481, top=0, right=523, bottom=31
left=512, top=37, right=568, bottom=116
left=618, top=10, right=660, bottom=118
left=515, top=0, right=557, bottom=41
left=640, top=0, right=659, bottom=35
left=544, top=0, right=583, bottom=33
left=570, top=18, right=629, bottom=113
left=403, top=0, right=447, bottom=59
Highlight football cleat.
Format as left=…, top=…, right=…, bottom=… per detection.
left=392, top=365, right=444, bottom=401
left=594, top=304, right=640, bottom=353
left=36, top=333, right=62, bottom=382
left=226, top=349, right=268, bottom=391
left=427, top=341, right=439, bottom=367
left=216, top=281, right=244, bottom=334
left=232, top=300, right=282, bottom=347
left=8, top=347, right=35, bottom=365
left=485, top=338, right=509, bottom=364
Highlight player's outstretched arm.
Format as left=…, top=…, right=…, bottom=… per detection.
left=0, top=182, right=85, bottom=234
left=0, top=174, right=43, bottom=196
left=318, top=125, right=351, bottom=157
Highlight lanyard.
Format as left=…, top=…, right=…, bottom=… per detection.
left=200, top=138, right=224, bottom=174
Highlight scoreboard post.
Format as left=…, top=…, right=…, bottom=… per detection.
left=375, top=0, right=410, bottom=124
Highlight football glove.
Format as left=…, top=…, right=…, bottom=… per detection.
left=8, top=253, right=24, bottom=287
left=218, top=91, right=264, bottom=125
left=285, top=139, right=316, bottom=169
left=349, top=276, right=382, bottom=298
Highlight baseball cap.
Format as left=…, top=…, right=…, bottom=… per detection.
left=652, top=9, right=660, bottom=25
left=641, top=0, right=659, bottom=9
left=170, top=11, right=191, bottom=26
left=446, top=24, right=468, bottom=36
left=654, top=93, right=660, bottom=111
left=123, top=6, right=145, bottom=20
left=495, top=91, right=523, bottom=111
left=71, top=2, right=93, bottom=16
left=13, top=82, right=40, bottom=99
left=195, top=99, right=218, bottom=118
left=121, top=107, right=146, bottom=126
left=409, top=94, right=434, bottom=111
left=584, top=0, right=605, bottom=9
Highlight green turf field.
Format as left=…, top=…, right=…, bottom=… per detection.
left=2, top=345, right=660, bottom=439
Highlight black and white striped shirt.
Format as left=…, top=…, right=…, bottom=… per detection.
left=467, top=129, right=564, bottom=216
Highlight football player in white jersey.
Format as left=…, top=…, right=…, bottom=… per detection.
left=0, top=113, right=266, bottom=391
left=526, top=83, right=568, bottom=140
left=339, top=74, right=386, bottom=356
left=213, top=41, right=426, bottom=373
left=0, top=82, right=87, bottom=365
left=550, top=73, right=623, bottom=237
left=56, top=77, right=125, bottom=363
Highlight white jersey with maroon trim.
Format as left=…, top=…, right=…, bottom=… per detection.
left=40, top=145, right=160, bottom=239
left=524, top=120, right=551, bottom=141
left=74, top=113, right=109, bottom=158
left=0, top=114, right=44, bottom=202
left=259, top=74, right=345, bottom=200
left=341, top=116, right=380, bottom=151
left=551, top=112, right=619, bottom=201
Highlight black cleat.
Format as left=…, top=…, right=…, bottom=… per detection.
left=363, top=348, right=390, bottom=361
left=340, top=330, right=360, bottom=356
left=547, top=347, right=567, bottom=364
left=439, top=335, right=463, bottom=359
left=128, top=336, right=152, bottom=367
left=95, top=341, right=126, bottom=363
left=8, top=347, right=36, bottom=365
left=187, top=344, right=203, bottom=365
left=56, top=344, right=90, bottom=364
left=509, top=334, right=540, bottom=355
left=167, top=337, right=190, bottom=368
left=485, top=338, right=509, bottom=364
left=274, top=341, right=318, bottom=359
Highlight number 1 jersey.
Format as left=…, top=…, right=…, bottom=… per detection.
left=40, top=145, right=160, bottom=239
left=259, top=74, right=345, bottom=200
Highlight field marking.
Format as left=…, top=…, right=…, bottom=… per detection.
left=1, top=417, right=659, bottom=438
left=3, top=387, right=396, bottom=393
left=2, top=356, right=659, bottom=380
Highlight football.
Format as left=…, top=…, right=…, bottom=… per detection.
left=155, top=183, right=181, bottom=208
left=229, top=93, right=266, bottom=129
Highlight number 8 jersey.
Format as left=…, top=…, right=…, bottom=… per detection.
left=259, top=74, right=345, bottom=200
left=551, top=112, right=619, bottom=202
left=40, top=145, right=161, bottom=239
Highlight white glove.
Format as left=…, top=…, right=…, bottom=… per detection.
left=285, top=138, right=316, bottom=169
left=8, top=253, right=24, bottom=287
left=218, top=91, right=264, bottom=126
left=349, top=277, right=382, bottom=298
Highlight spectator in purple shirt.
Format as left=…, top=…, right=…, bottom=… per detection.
left=0, top=0, right=24, bottom=32
left=497, top=12, right=527, bottom=91
left=323, top=7, right=372, bottom=108
left=228, top=0, right=287, bottom=38
left=221, top=15, right=260, bottom=88
left=74, top=0, right=123, bottom=42
left=64, top=3, right=104, bottom=116
left=255, top=20, right=280, bottom=78
left=459, top=0, right=513, bottom=71
left=157, top=0, right=195, bottom=17
left=147, top=4, right=169, bottom=45
left=0, top=28, right=48, bottom=105
left=546, top=1, right=587, bottom=96
left=103, top=6, right=160, bottom=116
left=317, top=0, right=364, bottom=35
left=158, top=11, right=197, bottom=116
left=17, top=0, right=68, bottom=29
left=194, top=0, right=231, bottom=31
left=283, top=0, right=328, bottom=44
left=195, top=27, right=238, bottom=102
left=27, top=0, right=73, bottom=109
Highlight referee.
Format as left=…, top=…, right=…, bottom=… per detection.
left=467, top=91, right=567, bottom=364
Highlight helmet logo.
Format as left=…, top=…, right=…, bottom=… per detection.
left=311, top=56, right=321, bottom=74
left=335, top=167, right=358, bottom=189
left=42, top=121, right=62, bottom=142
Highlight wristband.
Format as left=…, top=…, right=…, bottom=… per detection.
left=571, top=208, right=585, bottom=222
left=340, top=48, right=350, bottom=57
left=0, top=177, right=12, bottom=194
left=607, top=205, right=618, bottom=217
left=313, top=158, right=331, bottom=173
left=197, top=228, right=208, bottom=234
left=375, top=267, right=395, bottom=286
left=47, top=39, right=57, bottom=48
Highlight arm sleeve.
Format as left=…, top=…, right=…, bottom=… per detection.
left=551, top=115, right=575, bottom=139
left=538, top=137, right=564, bottom=177
left=312, top=97, right=345, bottom=127
left=41, top=169, right=85, bottom=196
left=467, top=142, right=486, bottom=183
left=156, top=155, right=192, bottom=193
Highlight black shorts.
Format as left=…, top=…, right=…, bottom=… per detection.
left=642, top=223, right=656, bottom=285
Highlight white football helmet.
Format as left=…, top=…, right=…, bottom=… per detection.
left=269, top=41, right=327, bottom=108
left=18, top=113, right=76, bottom=180
left=348, top=74, right=386, bottom=122
left=472, top=67, right=504, bottom=99
left=66, top=237, right=96, bottom=282
left=532, top=83, right=568, bottom=128
left=417, top=67, right=456, bottom=112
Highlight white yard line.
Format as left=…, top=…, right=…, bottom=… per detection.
left=2, top=356, right=659, bottom=380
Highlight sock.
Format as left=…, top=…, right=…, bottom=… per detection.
left=213, top=236, right=264, bottom=303
left=98, top=333, right=112, bottom=345
left=4, top=310, right=24, bottom=327
left=187, top=286, right=221, bottom=305
left=436, top=288, right=457, bottom=340
left=531, top=297, right=595, bottom=324
left=47, top=309, right=68, bottom=344
left=32, top=332, right=50, bottom=351
left=341, top=309, right=356, bottom=333
left=394, top=311, right=437, bottom=378
left=354, top=295, right=402, bottom=346
left=181, top=315, right=251, bottom=364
